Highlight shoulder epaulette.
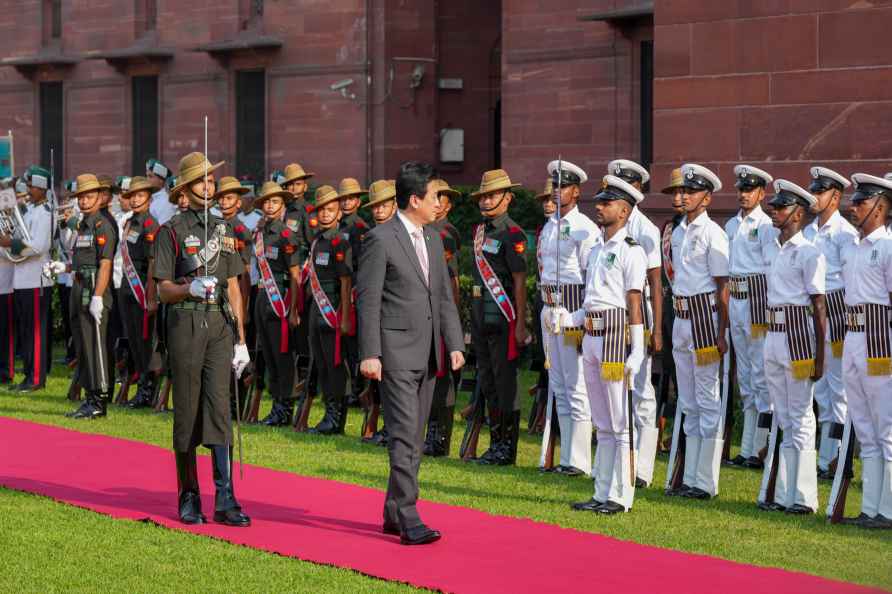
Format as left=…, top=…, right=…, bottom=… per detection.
left=624, top=236, right=639, bottom=246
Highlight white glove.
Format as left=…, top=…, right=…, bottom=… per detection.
left=625, top=324, right=645, bottom=378
left=232, top=343, right=250, bottom=379
left=42, top=260, right=66, bottom=279
left=89, top=296, right=104, bottom=323
left=189, top=276, right=217, bottom=300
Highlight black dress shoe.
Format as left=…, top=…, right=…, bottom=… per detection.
left=557, top=466, right=585, bottom=477
left=665, top=484, right=691, bottom=497
left=839, top=512, right=874, bottom=527
left=785, top=504, right=814, bottom=515
left=816, top=468, right=834, bottom=480
left=864, top=514, right=892, bottom=529
left=725, top=454, right=747, bottom=467
left=757, top=501, right=786, bottom=512
left=635, top=477, right=648, bottom=488
left=595, top=501, right=626, bottom=514
left=683, top=487, right=711, bottom=500
left=570, top=499, right=604, bottom=512
left=179, top=492, right=207, bottom=525
left=400, top=524, right=441, bottom=546
left=382, top=522, right=400, bottom=535
left=743, top=456, right=764, bottom=469
left=15, top=382, right=44, bottom=393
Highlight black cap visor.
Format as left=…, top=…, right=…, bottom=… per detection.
left=595, top=186, right=636, bottom=206
left=551, top=170, right=582, bottom=186
left=768, top=189, right=807, bottom=209
left=682, top=173, right=714, bottom=193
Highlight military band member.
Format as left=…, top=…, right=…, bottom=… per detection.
left=306, top=185, right=353, bottom=434
left=117, top=177, right=161, bottom=408
left=153, top=152, right=251, bottom=527
left=758, top=180, right=826, bottom=514
left=424, top=178, right=462, bottom=457
left=725, top=165, right=777, bottom=468
left=252, top=182, right=303, bottom=426
left=803, top=167, right=857, bottom=479
left=0, top=212, right=12, bottom=386
left=147, top=158, right=177, bottom=226
left=566, top=175, right=647, bottom=514
left=539, top=160, right=601, bottom=476
left=59, top=174, right=119, bottom=418
left=360, top=179, right=397, bottom=446
left=667, top=164, right=730, bottom=500
left=838, top=173, right=892, bottom=529
left=0, top=166, right=52, bottom=391
left=338, top=178, right=369, bottom=409
left=606, top=159, right=663, bottom=487
left=467, top=170, right=528, bottom=465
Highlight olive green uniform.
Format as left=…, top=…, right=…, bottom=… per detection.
left=339, top=211, right=369, bottom=403
left=424, top=218, right=461, bottom=456
left=253, top=216, right=302, bottom=424
left=470, top=213, right=527, bottom=464
left=68, top=212, right=118, bottom=416
left=307, top=227, right=352, bottom=434
left=153, top=209, right=242, bottom=452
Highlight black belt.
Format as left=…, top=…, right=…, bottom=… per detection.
left=172, top=300, right=222, bottom=312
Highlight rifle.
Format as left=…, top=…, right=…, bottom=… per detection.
left=459, top=381, right=484, bottom=461
left=153, top=374, right=171, bottom=412
left=721, top=338, right=736, bottom=461
left=114, top=370, right=137, bottom=406
left=293, top=364, right=316, bottom=432
left=758, top=414, right=782, bottom=507
left=626, top=370, right=635, bottom=486
left=67, top=380, right=82, bottom=402
left=664, top=411, right=686, bottom=493
left=827, top=418, right=855, bottom=523
left=359, top=382, right=379, bottom=439
left=538, top=386, right=559, bottom=471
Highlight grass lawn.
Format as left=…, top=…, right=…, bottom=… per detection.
left=0, top=362, right=889, bottom=593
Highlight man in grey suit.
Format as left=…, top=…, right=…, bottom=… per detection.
left=357, top=161, right=465, bottom=545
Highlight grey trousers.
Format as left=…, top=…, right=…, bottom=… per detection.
left=381, top=367, right=436, bottom=529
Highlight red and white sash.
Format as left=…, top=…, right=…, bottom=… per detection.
left=307, top=237, right=342, bottom=365
left=253, top=228, right=290, bottom=352
left=474, top=223, right=518, bottom=360
left=120, top=220, right=150, bottom=339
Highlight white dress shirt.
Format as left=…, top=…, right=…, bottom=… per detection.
left=626, top=206, right=661, bottom=270
left=802, top=210, right=858, bottom=292
left=842, top=226, right=892, bottom=306
left=670, top=211, right=729, bottom=297
left=569, top=227, right=647, bottom=326
left=149, top=189, right=177, bottom=226
left=537, top=206, right=601, bottom=285
left=724, top=205, right=778, bottom=276
left=12, top=202, right=53, bottom=290
left=767, top=231, right=826, bottom=306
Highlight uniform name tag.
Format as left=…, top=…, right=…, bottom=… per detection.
left=560, top=224, right=570, bottom=240
left=266, top=246, right=279, bottom=260
left=76, top=235, right=92, bottom=248
left=184, top=235, right=201, bottom=249
left=483, top=238, right=501, bottom=254
left=126, top=230, right=140, bottom=244
left=287, top=219, right=299, bottom=232
left=315, top=252, right=330, bottom=266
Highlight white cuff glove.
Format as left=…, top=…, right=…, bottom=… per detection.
left=42, top=260, right=67, bottom=279
left=548, top=306, right=570, bottom=333
left=89, top=296, right=104, bottom=323
left=563, top=308, right=585, bottom=329
left=232, top=343, right=250, bottom=379
left=189, top=276, right=217, bottom=300
left=625, top=324, right=645, bottom=378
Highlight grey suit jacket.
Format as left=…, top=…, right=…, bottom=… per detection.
left=357, top=214, right=464, bottom=372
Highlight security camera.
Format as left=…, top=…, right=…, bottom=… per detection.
left=330, top=79, right=354, bottom=91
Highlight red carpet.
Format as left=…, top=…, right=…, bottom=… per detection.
left=0, top=417, right=882, bottom=594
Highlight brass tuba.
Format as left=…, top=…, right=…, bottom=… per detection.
left=0, top=188, right=31, bottom=263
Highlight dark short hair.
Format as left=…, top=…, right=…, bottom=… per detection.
left=396, top=161, right=438, bottom=210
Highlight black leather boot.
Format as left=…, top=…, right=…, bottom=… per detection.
left=175, top=450, right=206, bottom=524
left=423, top=419, right=441, bottom=456
left=309, top=397, right=339, bottom=435
left=128, top=373, right=156, bottom=409
left=71, top=392, right=107, bottom=419
left=440, top=406, right=455, bottom=457
left=496, top=411, right=521, bottom=466
left=261, top=401, right=285, bottom=426
left=477, top=408, right=503, bottom=465
left=210, top=445, right=251, bottom=527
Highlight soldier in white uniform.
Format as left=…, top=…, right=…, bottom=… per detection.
left=0, top=166, right=54, bottom=392
left=758, top=180, right=826, bottom=514
left=803, top=167, right=858, bottom=479
left=724, top=165, right=777, bottom=469
left=0, top=206, right=13, bottom=386
left=564, top=175, right=647, bottom=514
left=605, top=159, right=663, bottom=488
left=839, top=173, right=892, bottom=529
left=666, top=164, right=730, bottom=500
left=538, top=160, right=601, bottom=476
left=147, top=158, right=177, bottom=226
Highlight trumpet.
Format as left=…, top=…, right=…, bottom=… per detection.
left=0, top=188, right=31, bottom=263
